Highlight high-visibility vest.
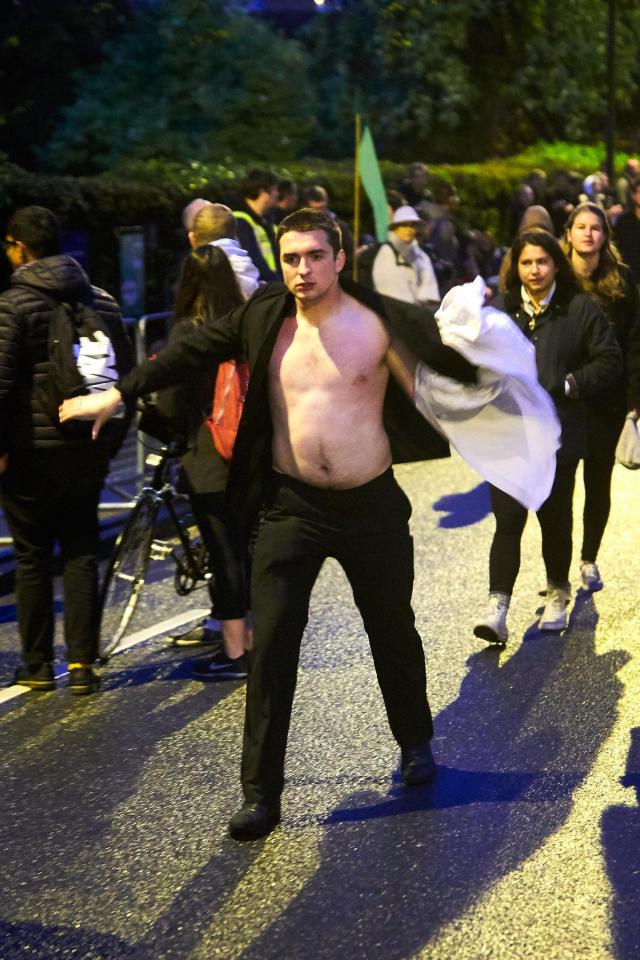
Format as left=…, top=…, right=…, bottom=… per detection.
left=233, top=210, right=277, bottom=272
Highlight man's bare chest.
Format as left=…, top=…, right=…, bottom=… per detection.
left=269, top=315, right=388, bottom=393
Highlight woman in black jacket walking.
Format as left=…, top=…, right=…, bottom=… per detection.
left=562, top=202, right=640, bottom=591
left=160, top=245, right=251, bottom=679
left=474, top=230, right=621, bottom=645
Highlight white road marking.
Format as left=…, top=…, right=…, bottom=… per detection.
left=0, top=607, right=210, bottom=706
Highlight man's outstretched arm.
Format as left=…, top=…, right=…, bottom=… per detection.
left=60, top=386, right=124, bottom=439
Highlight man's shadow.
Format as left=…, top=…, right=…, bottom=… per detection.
left=432, top=481, right=491, bottom=528
left=236, top=591, right=628, bottom=960
left=601, top=726, right=640, bottom=959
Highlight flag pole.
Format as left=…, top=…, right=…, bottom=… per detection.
left=353, top=112, right=361, bottom=281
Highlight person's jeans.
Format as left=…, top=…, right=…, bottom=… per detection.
left=241, top=469, right=433, bottom=805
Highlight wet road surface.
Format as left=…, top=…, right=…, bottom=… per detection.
left=1, top=455, right=639, bottom=960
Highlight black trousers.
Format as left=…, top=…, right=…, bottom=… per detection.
left=0, top=448, right=108, bottom=667
left=581, top=411, right=622, bottom=563
left=241, top=469, right=433, bottom=805
left=488, top=461, right=579, bottom=596
left=188, top=490, right=248, bottom=622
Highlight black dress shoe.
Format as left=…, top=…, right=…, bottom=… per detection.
left=229, top=802, right=281, bottom=841
left=401, top=743, right=438, bottom=786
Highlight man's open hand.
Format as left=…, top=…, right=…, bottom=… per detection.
left=59, top=387, right=123, bottom=440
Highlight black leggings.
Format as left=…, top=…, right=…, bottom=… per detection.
left=188, top=491, right=249, bottom=621
left=581, top=413, right=621, bottom=563
left=489, top=462, right=578, bottom=596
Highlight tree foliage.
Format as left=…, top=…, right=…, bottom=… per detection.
left=303, top=0, right=640, bottom=161
left=0, top=0, right=131, bottom=168
left=42, top=0, right=314, bottom=173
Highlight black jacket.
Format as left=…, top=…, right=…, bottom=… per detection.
left=493, top=288, right=622, bottom=462
left=120, top=278, right=477, bottom=535
left=0, top=255, right=133, bottom=456
left=585, top=266, right=640, bottom=420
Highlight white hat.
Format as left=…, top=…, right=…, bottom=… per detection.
left=390, top=205, right=422, bottom=226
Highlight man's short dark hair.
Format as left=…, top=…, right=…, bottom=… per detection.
left=278, top=178, right=297, bottom=198
left=6, top=206, right=62, bottom=259
left=240, top=169, right=278, bottom=200
left=277, top=208, right=343, bottom=257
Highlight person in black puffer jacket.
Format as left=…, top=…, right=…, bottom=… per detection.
left=473, top=229, right=622, bottom=646
left=0, top=206, right=133, bottom=695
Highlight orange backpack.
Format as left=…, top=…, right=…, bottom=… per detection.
left=205, top=360, right=250, bottom=460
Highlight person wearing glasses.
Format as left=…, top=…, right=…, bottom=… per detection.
left=0, top=206, right=132, bottom=695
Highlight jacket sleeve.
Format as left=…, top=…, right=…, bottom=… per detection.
left=624, top=281, right=640, bottom=411
left=155, top=320, right=209, bottom=443
left=118, top=296, right=252, bottom=402
left=570, top=298, right=623, bottom=398
left=0, top=295, right=24, bottom=454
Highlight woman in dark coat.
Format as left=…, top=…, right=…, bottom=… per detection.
left=160, top=244, right=251, bottom=679
left=562, top=202, right=640, bottom=590
left=474, top=230, right=621, bottom=645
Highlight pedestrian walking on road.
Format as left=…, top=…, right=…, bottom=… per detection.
left=562, top=203, right=640, bottom=591
left=474, top=230, right=621, bottom=645
left=0, top=206, right=133, bottom=695
left=60, top=209, right=478, bottom=840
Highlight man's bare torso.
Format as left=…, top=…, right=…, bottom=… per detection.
left=269, top=292, right=392, bottom=488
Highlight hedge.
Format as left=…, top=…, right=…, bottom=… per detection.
left=0, top=141, right=631, bottom=311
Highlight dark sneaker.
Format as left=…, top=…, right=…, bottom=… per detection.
left=167, top=621, right=222, bottom=648
left=13, top=663, right=56, bottom=691
left=191, top=651, right=248, bottom=681
left=580, top=561, right=603, bottom=592
left=229, top=802, right=281, bottom=841
left=68, top=667, right=100, bottom=696
left=401, top=743, right=438, bottom=786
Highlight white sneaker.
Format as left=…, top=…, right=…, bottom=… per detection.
left=473, top=593, right=510, bottom=645
left=539, top=586, right=571, bottom=631
left=580, top=561, right=603, bottom=592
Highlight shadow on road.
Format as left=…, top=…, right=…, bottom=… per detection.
left=432, top=482, right=491, bottom=528
left=236, top=590, right=628, bottom=960
left=601, top=726, right=640, bottom=960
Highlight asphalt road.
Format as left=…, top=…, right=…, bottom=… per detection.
left=1, top=454, right=639, bottom=960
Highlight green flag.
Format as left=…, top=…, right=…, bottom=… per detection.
left=358, top=125, right=388, bottom=243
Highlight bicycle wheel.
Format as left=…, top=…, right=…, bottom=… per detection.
left=98, top=496, right=157, bottom=660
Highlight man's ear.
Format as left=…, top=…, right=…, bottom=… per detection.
left=17, top=242, right=32, bottom=265
left=335, top=248, right=346, bottom=273
left=187, top=230, right=197, bottom=250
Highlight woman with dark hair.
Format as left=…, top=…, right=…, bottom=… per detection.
left=160, top=244, right=251, bottom=678
left=562, top=202, right=640, bottom=590
left=474, top=230, right=621, bottom=645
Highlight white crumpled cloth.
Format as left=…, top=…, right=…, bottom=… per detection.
left=413, top=276, right=561, bottom=510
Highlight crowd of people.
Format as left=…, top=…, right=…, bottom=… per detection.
left=1, top=157, right=639, bottom=840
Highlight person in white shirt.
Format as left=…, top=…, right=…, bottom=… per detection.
left=372, top=205, right=440, bottom=306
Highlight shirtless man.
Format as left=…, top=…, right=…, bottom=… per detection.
left=61, top=209, right=447, bottom=840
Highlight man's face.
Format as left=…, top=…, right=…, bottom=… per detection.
left=280, top=229, right=345, bottom=304
left=393, top=224, right=417, bottom=244
left=255, top=187, right=279, bottom=216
